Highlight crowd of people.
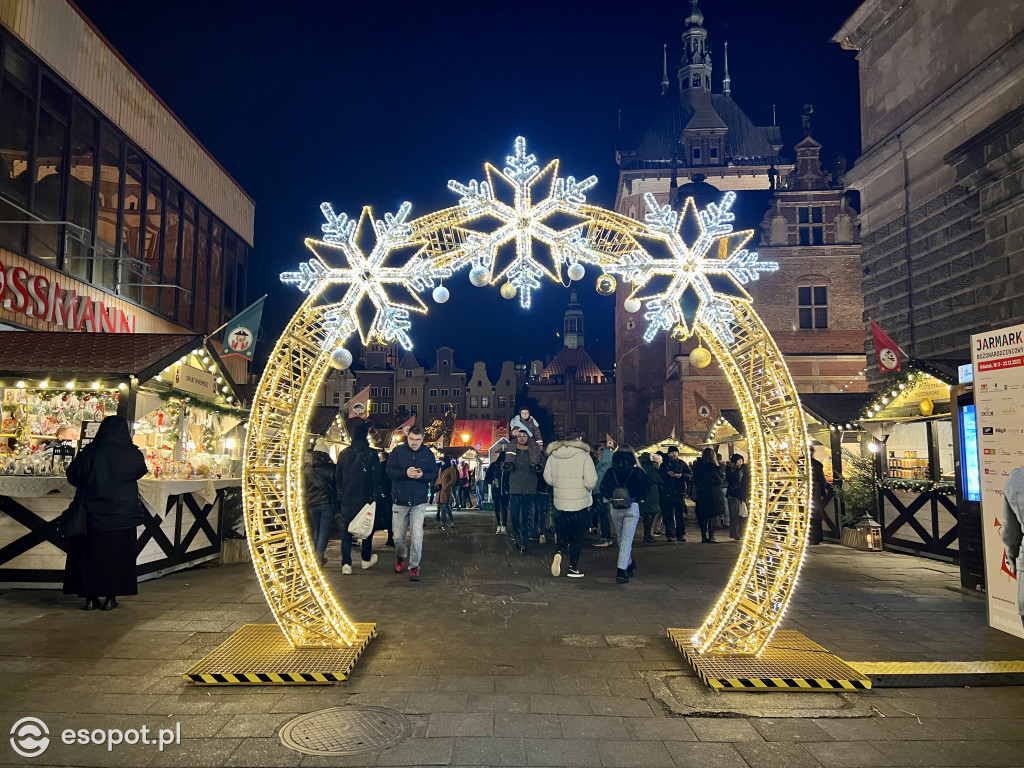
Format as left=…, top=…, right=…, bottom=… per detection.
left=304, top=407, right=765, bottom=585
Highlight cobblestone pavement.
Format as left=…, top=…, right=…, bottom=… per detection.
left=2, top=508, right=1024, bottom=767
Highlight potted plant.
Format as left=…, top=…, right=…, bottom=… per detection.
left=833, top=449, right=883, bottom=550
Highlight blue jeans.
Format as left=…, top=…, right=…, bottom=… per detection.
left=476, top=480, right=486, bottom=506
left=610, top=502, right=640, bottom=570
left=534, top=494, right=551, bottom=537
left=310, top=503, right=336, bottom=561
left=508, top=493, right=535, bottom=546
left=392, top=503, right=427, bottom=568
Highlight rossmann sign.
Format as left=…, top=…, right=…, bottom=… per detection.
left=0, top=256, right=136, bottom=333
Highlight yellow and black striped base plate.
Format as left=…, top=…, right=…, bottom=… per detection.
left=849, top=660, right=1024, bottom=688
left=667, top=629, right=871, bottom=692
left=184, top=623, right=376, bottom=685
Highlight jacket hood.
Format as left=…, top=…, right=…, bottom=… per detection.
left=546, top=439, right=590, bottom=457
left=610, top=451, right=638, bottom=472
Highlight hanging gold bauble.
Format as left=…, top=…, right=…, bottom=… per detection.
left=670, top=325, right=690, bottom=342
left=500, top=282, right=517, bottom=300
left=595, top=274, right=617, bottom=295
left=919, top=397, right=934, bottom=416
left=689, top=347, right=712, bottom=369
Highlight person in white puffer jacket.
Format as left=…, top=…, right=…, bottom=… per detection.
left=543, top=429, right=598, bottom=578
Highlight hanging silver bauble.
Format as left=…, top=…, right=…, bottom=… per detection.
left=469, top=266, right=490, bottom=287
left=566, top=262, right=586, bottom=282
left=432, top=285, right=450, bottom=303
left=623, top=297, right=642, bottom=313
left=329, top=346, right=353, bottom=370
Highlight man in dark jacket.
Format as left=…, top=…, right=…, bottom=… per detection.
left=504, top=429, right=541, bottom=554
left=638, top=452, right=663, bottom=543
left=386, top=425, right=438, bottom=581
left=304, top=439, right=338, bottom=566
left=485, top=450, right=511, bottom=534
left=336, top=422, right=379, bottom=574
left=659, top=446, right=692, bottom=542
left=726, top=454, right=749, bottom=540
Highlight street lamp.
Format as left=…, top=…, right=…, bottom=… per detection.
left=461, top=432, right=470, bottom=445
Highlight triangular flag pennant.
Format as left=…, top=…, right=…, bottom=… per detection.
left=398, top=415, right=415, bottom=435
left=348, top=386, right=371, bottom=419
left=870, top=319, right=902, bottom=373
left=694, top=390, right=717, bottom=423
left=670, top=426, right=677, bottom=441
left=220, top=297, right=266, bottom=361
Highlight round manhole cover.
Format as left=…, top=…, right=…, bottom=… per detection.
left=467, top=583, right=531, bottom=596
left=279, top=706, right=411, bottom=756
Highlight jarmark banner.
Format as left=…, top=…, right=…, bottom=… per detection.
left=971, top=321, right=1024, bottom=639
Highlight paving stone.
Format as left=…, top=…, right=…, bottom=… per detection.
left=425, top=712, right=494, bottom=737
left=493, top=713, right=561, bottom=738
left=451, top=736, right=526, bottom=766
left=869, top=739, right=1022, bottom=766
left=588, top=695, right=656, bottom=717
left=223, top=737, right=298, bottom=767
left=750, top=718, right=834, bottom=742
left=374, top=736, right=454, bottom=766
left=804, top=740, right=898, bottom=767
left=623, top=718, right=698, bottom=742
left=529, top=693, right=593, bottom=715
left=595, top=738, right=676, bottom=767
left=434, top=675, right=496, bottom=693
left=686, top=718, right=765, bottom=742
left=664, top=741, right=749, bottom=768
left=733, top=741, right=825, bottom=768
left=558, top=715, right=629, bottom=740
left=526, top=737, right=602, bottom=767
left=812, top=719, right=901, bottom=741
left=148, top=737, right=242, bottom=767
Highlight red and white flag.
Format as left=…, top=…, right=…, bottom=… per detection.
left=870, top=320, right=901, bottom=373
left=397, top=415, right=416, bottom=436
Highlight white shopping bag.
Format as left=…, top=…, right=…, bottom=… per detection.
left=347, top=501, right=375, bottom=539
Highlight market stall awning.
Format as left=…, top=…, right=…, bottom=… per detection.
left=0, top=332, right=202, bottom=381
left=309, top=406, right=340, bottom=436
left=800, top=393, right=874, bottom=429
left=704, top=409, right=744, bottom=444
left=859, top=368, right=953, bottom=423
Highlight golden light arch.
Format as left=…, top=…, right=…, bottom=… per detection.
left=245, top=137, right=811, bottom=656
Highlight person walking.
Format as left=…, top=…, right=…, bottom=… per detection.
left=999, top=467, right=1024, bottom=631
left=809, top=456, right=829, bottom=545
left=659, top=446, right=692, bottom=542
left=375, top=450, right=395, bottom=547
left=591, top=441, right=614, bottom=547
left=544, top=429, right=598, bottom=578
left=726, top=453, right=749, bottom=540
left=386, top=425, right=438, bottom=581
left=304, top=439, right=338, bottom=566
left=505, top=429, right=541, bottom=554
left=533, top=438, right=552, bottom=544
left=458, top=461, right=472, bottom=509
left=485, top=451, right=510, bottom=533
left=692, top=448, right=724, bottom=543
left=638, top=452, right=663, bottom=543
left=435, top=458, right=458, bottom=526
left=474, top=460, right=486, bottom=508
left=336, top=421, right=379, bottom=574
left=599, top=446, right=649, bottom=583
left=62, top=415, right=148, bottom=611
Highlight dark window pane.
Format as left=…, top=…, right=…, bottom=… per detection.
left=209, top=219, right=222, bottom=323
left=813, top=286, right=827, bottom=305
left=66, top=109, right=96, bottom=280
left=798, top=207, right=809, bottom=224
left=799, top=308, right=813, bottom=329
left=161, top=186, right=179, bottom=319
left=125, top=144, right=142, bottom=180
left=798, top=286, right=811, bottom=305
left=142, top=170, right=162, bottom=311
left=119, top=168, right=142, bottom=302
left=814, top=307, right=828, bottom=329
left=195, top=227, right=209, bottom=326
left=798, top=228, right=810, bottom=246
left=3, top=47, right=35, bottom=89
left=40, top=75, right=69, bottom=118
left=95, top=127, right=122, bottom=291
left=30, top=109, right=67, bottom=266
left=812, top=226, right=824, bottom=245
left=0, top=79, right=33, bottom=205
left=179, top=216, right=195, bottom=325
left=812, top=207, right=823, bottom=223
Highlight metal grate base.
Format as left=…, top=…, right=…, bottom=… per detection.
left=184, top=623, right=376, bottom=685
left=668, top=628, right=870, bottom=692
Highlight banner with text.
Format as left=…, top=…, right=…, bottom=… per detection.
left=971, top=321, right=1024, bottom=639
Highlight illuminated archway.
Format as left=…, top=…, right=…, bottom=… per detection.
left=244, top=138, right=810, bottom=656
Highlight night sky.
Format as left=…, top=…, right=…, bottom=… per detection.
left=73, top=0, right=862, bottom=375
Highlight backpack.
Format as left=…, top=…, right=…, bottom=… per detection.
left=609, top=469, right=633, bottom=510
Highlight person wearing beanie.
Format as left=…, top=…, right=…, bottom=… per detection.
left=304, top=438, right=338, bottom=567
left=335, top=420, right=379, bottom=574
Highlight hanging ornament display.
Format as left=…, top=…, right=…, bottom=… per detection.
left=566, top=262, right=586, bottom=282
left=499, top=282, right=517, bottom=300
left=329, top=346, right=353, bottom=371
left=468, top=265, right=490, bottom=287
left=623, top=297, right=641, bottom=314
left=670, top=324, right=690, bottom=342
left=690, top=346, right=712, bottom=369
left=919, top=397, right=934, bottom=417
left=431, top=285, right=450, bottom=303
left=595, top=274, right=617, bottom=295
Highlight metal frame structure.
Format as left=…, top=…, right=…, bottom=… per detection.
left=244, top=137, right=811, bottom=657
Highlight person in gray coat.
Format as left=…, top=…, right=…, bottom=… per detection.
left=999, top=466, right=1024, bottom=631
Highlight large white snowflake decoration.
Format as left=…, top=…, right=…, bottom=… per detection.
left=447, top=136, right=597, bottom=307
left=614, top=191, right=778, bottom=344
left=280, top=202, right=450, bottom=351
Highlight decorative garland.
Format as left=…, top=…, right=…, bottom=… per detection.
left=880, top=477, right=955, bottom=495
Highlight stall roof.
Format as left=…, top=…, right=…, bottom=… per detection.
left=0, top=332, right=202, bottom=381
left=309, top=406, right=340, bottom=436
left=800, top=393, right=874, bottom=427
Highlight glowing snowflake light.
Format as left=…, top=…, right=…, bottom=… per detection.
left=280, top=202, right=450, bottom=351
left=612, top=191, right=778, bottom=344
left=446, top=136, right=597, bottom=307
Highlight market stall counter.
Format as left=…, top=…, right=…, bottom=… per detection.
left=0, top=332, right=247, bottom=587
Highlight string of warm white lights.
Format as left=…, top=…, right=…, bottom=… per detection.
left=258, top=137, right=811, bottom=657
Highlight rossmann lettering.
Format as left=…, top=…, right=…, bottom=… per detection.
left=0, top=257, right=135, bottom=333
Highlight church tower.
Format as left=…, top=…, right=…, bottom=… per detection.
left=677, top=0, right=712, bottom=108
left=562, top=290, right=585, bottom=349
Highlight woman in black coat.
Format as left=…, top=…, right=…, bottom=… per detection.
left=63, top=415, right=148, bottom=610
left=335, top=421, right=379, bottom=572
left=692, top=448, right=724, bottom=543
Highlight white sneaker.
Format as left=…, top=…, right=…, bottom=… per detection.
left=361, top=555, right=378, bottom=570
left=496, top=526, right=502, bottom=534
left=341, top=564, right=352, bottom=575
left=501, top=525, right=507, bottom=533
left=539, top=534, right=546, bottom=544
left=551, top=552, right=562, bottom=577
